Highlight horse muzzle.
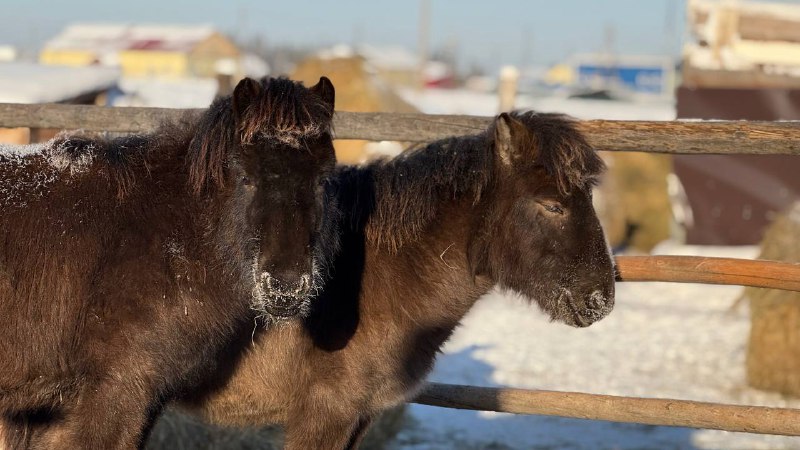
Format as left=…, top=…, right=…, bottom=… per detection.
left=563, top=288, right=614, bottom=328
left=253, top=272, right=313, bottom=319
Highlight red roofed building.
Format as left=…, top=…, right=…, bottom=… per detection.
left=39, top=23, right=247, bottom=79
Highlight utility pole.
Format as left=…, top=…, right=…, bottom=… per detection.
left=520, top=27, right=533, bottom=70
left=664, top=0, right=677, bottom=56
left=603, top=23, right=617, bottom=91
left=417, top=0, right=431, bottom=90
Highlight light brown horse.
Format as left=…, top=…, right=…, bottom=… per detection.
left=176, top=112, right=615, bottom=449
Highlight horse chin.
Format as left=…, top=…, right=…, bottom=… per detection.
left=261, top=296, right=310, bottom=320
left=250, top=284, right=311, bottom=320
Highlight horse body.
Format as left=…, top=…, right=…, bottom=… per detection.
left=1, top=142, right=242, bottom=447
left=0, top=76, right=338, bottom=449
left=179, top=112, right=615, bottom=450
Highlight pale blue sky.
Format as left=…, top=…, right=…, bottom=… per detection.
left=0, top=0, right=750, bottom=72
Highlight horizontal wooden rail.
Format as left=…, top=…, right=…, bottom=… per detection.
left=615, top=255, right=800, bottom=292
left=414, top=383, right=800, bottom=436
left=3, top=103, right=800, bottom=154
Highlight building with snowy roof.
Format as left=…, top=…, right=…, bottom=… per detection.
left=39, top=23, right=250, bottom=80
left=0, top=61, right=119, bottom=144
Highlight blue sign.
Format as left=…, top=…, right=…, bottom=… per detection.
left=577, top=64, right=666, bottom=94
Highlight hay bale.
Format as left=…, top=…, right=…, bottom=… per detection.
left=595, top=152, right=673, bottom=252
left=746, top=202, right=800, bottom=395
left=145, top=405, right=407, bottom=450
left=291, top=55, right=418, bottom=164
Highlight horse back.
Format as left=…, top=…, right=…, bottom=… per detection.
left=0, top=148, right=189, bottom=412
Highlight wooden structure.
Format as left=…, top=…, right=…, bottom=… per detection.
left=679, top=0, right=800, bottom=245
left=1, top=103, right=800, bottom=437
left=1, top=103, right=800, bottom=154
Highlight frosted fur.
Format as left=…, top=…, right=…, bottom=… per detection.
left=0, top=76, right=339, bottom=449
left=0, top=135, right=106, bottom=210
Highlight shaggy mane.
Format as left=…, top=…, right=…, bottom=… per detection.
left=42, top=111, right=199, bottom=199
left=187, top=77, right=334, bottom=194
left=364, top=134, right=492, bottom=253
left=346, top=111, right=604, bottom=252
left=503, top=111, right=605, bottom=194
left=39, top=77, right=334, bottom=198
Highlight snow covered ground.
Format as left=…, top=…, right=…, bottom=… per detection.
left=388, top=243, right=800, bottom=450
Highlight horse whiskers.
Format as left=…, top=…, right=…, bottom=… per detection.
left=439, top=243, right=456, bottom=270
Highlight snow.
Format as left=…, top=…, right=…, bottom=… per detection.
left=0, top=137, right=104, bottom=210
left=399, top=87, right=676, bottom=120
left=44, top=23, right=216, bottom=52
left=0, top=142, right=47, bottom=157
left=240, top=53, right=271, bottom=79
left=389, top=243, right=800, bottom=450
left=0, top=62, right=119, bottom=104
left=111, top=77, right=217, bottom=108
left=357, top=44, right=420, bottom=71
left=0, top=141, right=61, bottom=210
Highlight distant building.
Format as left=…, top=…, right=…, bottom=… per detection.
left=0, top=62, right=119, bottom=144
left=675, top=0, right=800, bottom=245
left=355, top=44, right=420, bottom=87
left=544, top=53, right=675, bottom=99
left=318, top=44, right=453, bottom=89
left=684, top=0, right=800, bottom=88
left=40, top=23, right=253, bottom=80
left=0, top=62, right=118, bottom=104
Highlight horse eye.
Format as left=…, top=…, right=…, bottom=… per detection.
left=544, top=203, right=564, bottom=215
left=241, top=176, right=253, bottom=187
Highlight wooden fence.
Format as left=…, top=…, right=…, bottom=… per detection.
left=3, top=103, right=800, bottom=437
left=2, top=103, right=800, bottom=154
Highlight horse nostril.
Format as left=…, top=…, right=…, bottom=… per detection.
left=296, top=274, right=311, bottom=296
left=588, top=290, right=606, bottom=309
left=265, top=275, right=279, bottom=292
left=263, top=272, right=311, bottom=297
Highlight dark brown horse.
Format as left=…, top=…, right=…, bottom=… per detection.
left=176, top=112, right=615, bottom=449
left=0, top=76, right=338, bottom=449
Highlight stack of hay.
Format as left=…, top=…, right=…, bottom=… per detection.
left=746, top=202, right=800, bottom=395
left=595, top=152, right=673, bottom=253
left=291, top=55, right=418, bottom=164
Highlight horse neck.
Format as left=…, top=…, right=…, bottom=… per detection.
left=305, top=144, right=496, bottom=357
left=359, top=185, right=495, bottom=350
left=134, top=134, right=242, bottom=273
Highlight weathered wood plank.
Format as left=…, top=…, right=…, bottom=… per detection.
left=0, top=103, right=190, bottom=134
left=615, top=255, right=800, bottom=292
left=2, top=103, right=800, bottom=154
left=414, top=383, right=800, bottom=436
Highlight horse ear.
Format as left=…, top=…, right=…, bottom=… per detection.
left=494, top=113, right=527, bottom=166
left=232, top=77, right=262, bottom=123
left=309, top=76, right=335, bottom=115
